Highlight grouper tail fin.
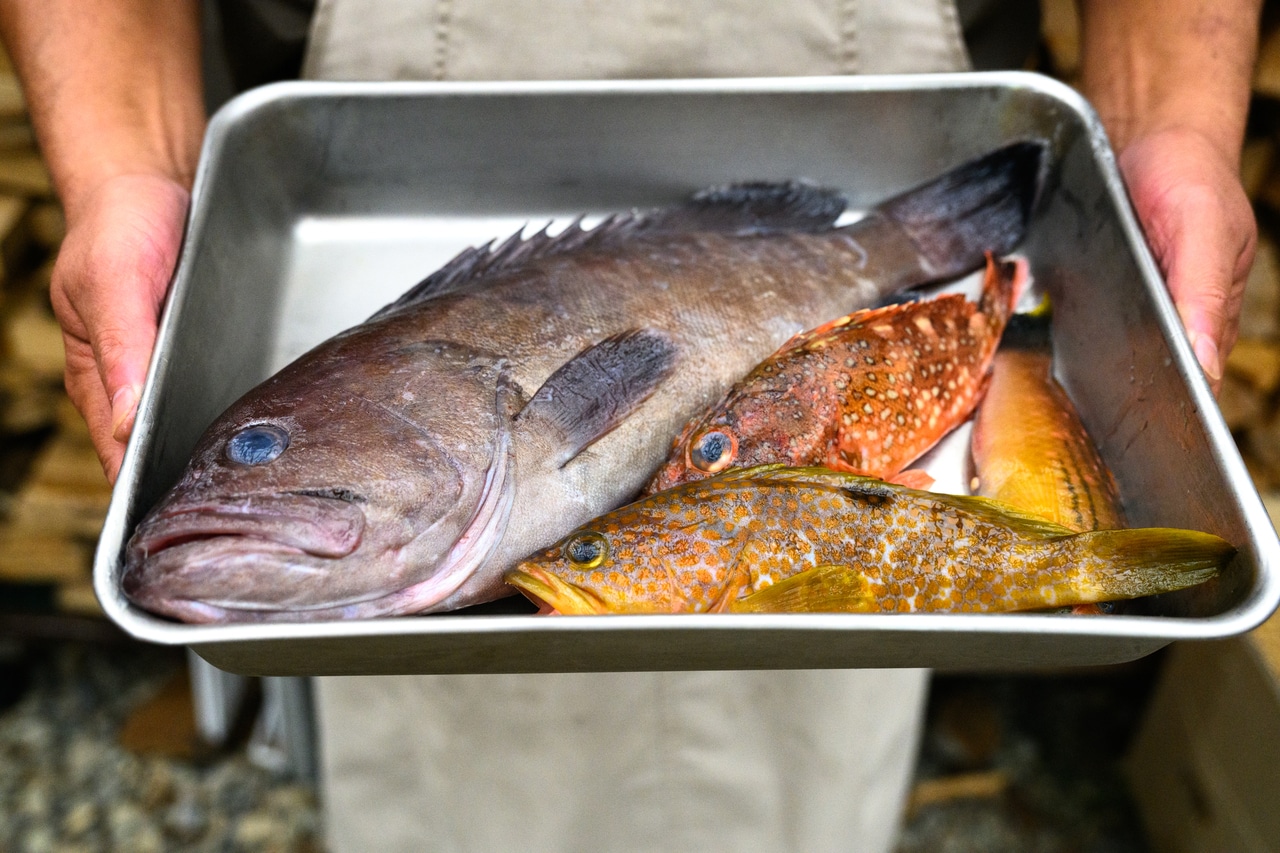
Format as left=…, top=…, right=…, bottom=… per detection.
left=1071, top=528, right=1234, bottom=600
left=874, top=140, right=1047, bottom=282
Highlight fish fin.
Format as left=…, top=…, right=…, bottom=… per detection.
left=887, top=469, right=935, bottom=490
left=517, top=329, right=678, bottom=466
left=369, top=182, right=847, bottom=320
left=731, top=565, right=875, bottom=613
left=728, top=465, right=1081, bottom=535
left=646, top=181, right=847, bottom=234
left=873, top=140, right=1047, bottom=280
left=777, top=295, right=968, bottom=355
left=976, top=252, right=1020, bottom=327
left=1073, top=528, right=1233, bottom=598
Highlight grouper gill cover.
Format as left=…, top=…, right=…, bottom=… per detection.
left=123, top=141, right=1046, bottom=623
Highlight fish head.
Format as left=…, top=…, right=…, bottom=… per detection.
left=506, top=480, right=749, bottom=614
left=123, top=338, right=515, bottom=622
left=644, top=383, right=827, bottom=494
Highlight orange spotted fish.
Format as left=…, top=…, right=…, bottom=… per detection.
left=644, top=254, right=1025, bottom=495
left=506, top=465, right=1231, bottom=615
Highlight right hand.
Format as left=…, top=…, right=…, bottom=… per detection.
left=51, top=172, right=190, bottom=483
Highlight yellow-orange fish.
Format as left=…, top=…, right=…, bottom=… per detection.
left=644, top=254, right=1025, bottom=494
left=970, top=333, right=1124, bottom=532
left=506, top=466, right=1230, bottom=615
left=969, top=325, right=1127, bottom=615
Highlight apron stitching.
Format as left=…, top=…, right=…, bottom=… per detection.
left=433, top=0, right=454, bottom=81
left=299, top=0, right=335, bottom=79
left=936, top=0, right=971, bottom=71
left=838, top=0, right=859, bottom=74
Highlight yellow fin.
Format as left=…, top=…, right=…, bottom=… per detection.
left=1077, top=528, right=1234, bottom=598
left=730, top=565, right=875, bottom=613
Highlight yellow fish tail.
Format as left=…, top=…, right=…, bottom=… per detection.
left=1073, top=528, right=1234, bottom=599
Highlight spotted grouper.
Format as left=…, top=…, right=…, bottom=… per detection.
left=505, top=466, right=1233, bottom=615
left=123, top=142, right=1046, bottom=622
left=645, top=252, right=1025, bottom=493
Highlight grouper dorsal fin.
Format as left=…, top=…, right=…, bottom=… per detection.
left=517, top=328, right=678, bottom=467
left=368, top=182, right=847, bottom=321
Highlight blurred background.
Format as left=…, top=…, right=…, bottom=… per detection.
left=3, top=1, right=1280, bottom=851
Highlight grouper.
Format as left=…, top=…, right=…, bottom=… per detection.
left=123, top=141, right=1046, bottom=622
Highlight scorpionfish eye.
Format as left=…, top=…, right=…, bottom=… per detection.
left=689, top=429, right=737, bottom=474
left=226, top=424, right=290, bottom=466
left=565, top=532, right=608, bottom=569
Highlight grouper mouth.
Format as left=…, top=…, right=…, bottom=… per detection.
left=504, top=566, right=610, bottom=615
left=128, top=491, right=367, bottom=559
left=121, top=492, right=368, bottom=621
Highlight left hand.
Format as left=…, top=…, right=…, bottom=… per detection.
left=1115, top=126, right=1257, bottom=393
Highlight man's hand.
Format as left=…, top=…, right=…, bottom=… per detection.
left=0, top=0, right=204, bottom=481
left=1118, top=127, right=1257, bottom=391
left=51, top=173, right=191, bottom=480
left=1079, top=0, right=1262, bottom=394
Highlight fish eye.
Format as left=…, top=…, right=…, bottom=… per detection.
left=565, top=532, right=608, bottom=569
left=689, top=429, right=737, bottom=474
left=226, top=424, right=290, bottom=466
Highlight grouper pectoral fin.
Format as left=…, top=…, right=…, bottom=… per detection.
left=517, top=328, right=678, bottom=468
left=730, top=565, right=876, bottom=613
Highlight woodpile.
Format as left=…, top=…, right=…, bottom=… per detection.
left=0, top=46, right=111, bottom=620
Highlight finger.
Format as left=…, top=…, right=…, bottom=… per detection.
left=90, top=216, right=186, bottom=442
left=62, top=333, right=125, bottom=482
left=52, top=177, right=190, bottom=447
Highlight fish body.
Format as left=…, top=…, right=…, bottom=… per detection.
left=123, top=143, right=1046, bottom=623
left=646, top=253, right=1024, bottom=493
left=970, top=322, right=1124, bottom=532
left=505, top=466, right=1232, bottom=615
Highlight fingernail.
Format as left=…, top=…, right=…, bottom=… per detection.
left=1188, top=331, right=1222, bottom=383
left=111, top=385, right=139, bottom=443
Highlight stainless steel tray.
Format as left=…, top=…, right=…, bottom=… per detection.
left=95, top=74, right=1280, bottom=676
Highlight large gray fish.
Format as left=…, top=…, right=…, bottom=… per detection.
left=124, top=142, right=1045, bottom=622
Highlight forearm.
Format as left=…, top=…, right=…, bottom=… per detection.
left=0, top=0, right=206, bottom=221
left=1079, top=0, right=1262, bottom=165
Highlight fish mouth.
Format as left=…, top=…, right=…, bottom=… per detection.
left=122, top=491, right=367, bottom=619
left=504, top=566, right=609, bottom=615
left=128, top=492, right=366, bottom=559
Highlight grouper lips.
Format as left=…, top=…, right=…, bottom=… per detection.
left=127, top=492, right=367, bottom=561
left=504, top=565, right=610, bottom=615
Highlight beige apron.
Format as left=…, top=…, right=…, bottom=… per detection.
left=305, top=3, right=966, bottom=851
left=304, top=0, right=970, bottom=80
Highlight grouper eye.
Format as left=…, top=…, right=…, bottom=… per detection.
left=689, top=429, right=737, bottom=473
left=226, top=424, right=290, bottom=466
left=565, top=532, right=608, bottom=569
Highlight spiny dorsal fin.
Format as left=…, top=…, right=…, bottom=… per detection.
left=657, top=181, right=846, bottom=234
left=369, top=182, right=847, bottom=321
left=706, top=465, right=1079, bottom=538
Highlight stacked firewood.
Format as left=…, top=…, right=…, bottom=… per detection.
left=0, top=48, right=111, bottom=618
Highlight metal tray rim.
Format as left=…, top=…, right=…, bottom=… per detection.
left=94, top=73, right=1280, bottom=654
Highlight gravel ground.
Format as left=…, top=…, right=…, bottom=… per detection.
left=0, top=640, right=320, bottom=853
left=0, top=639, right=1155, bottom=852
